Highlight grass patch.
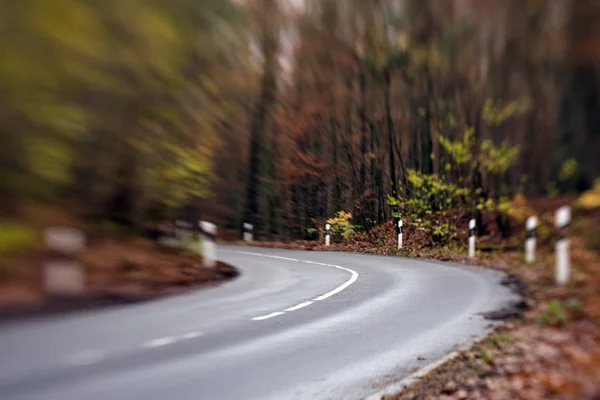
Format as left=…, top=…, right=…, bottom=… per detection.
left=0, top=221, right=37, bottom=282
left=493, top=331, right=514, bottom=345
left=537, top=298, right=569, bottom=326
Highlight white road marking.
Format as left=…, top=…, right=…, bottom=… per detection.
left=143, top=337, right=178, bottom=348
left=236, top=250, right=271, bottom=257
left=142, top=331, right=205, bottom=349
left=267, top=255, right=299, bottom=262
left=313, top=265, right=359, bottom=301
left=284, top=301, right=313, bottom=311
left=236, top=251, right=298, bottom=262
left=251, top=312, right=285, bottom=321
left=66, top=350, right=104, bottom=366
left=235, top=250, right=360, bottom=320
left=303, top=260, right=328, bottom=266
left=181, top=331, right=204, bottom=340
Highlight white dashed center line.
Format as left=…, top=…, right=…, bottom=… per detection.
left=284, top=301, right=313, bottom=311
left=313, top=265, right=358, bottom=301
left=142, top=330, right=205, bottom=349
left=143, top=337, right=178, bottom=348
left=268, top=256, right=299, bottom=262
left=181, top=331, right=204, bottom=340
left=235, top=250, right=359, bottom=321
left=252, top=312, right=285, bottom=321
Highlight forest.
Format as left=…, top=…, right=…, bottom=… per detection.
left=2, top=0, right=599, bottom=241
left=2, top=3, right=600, bottom=398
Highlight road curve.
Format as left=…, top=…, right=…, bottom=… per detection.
left=0, top=245, right=518, bottom=400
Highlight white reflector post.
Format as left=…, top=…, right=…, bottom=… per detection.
left=468, top=219, right=476, bottom=258
left=525, top=216, right=538, bottom=264
left=325, top=223, right=331, bottom=247
left=243, top=223, right=254, bottom=242
left=44, top=227, right=86, bottom=296
left=199, top=221, right=217, bottom=268
left=555, top=206, right=571, bottom=285
left=397, top=219, right=403, bottom=249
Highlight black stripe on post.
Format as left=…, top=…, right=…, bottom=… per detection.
left=526, top=227, right=536, bottom=239
left=200, top=227, right=216, bottom=241
left=469, top=228, right=475, bottom=237
left=394, top=218, right=402, bottom=235
left=555, top=206, right=571, bottom=241
left=558, top=225, right=568, bottom=240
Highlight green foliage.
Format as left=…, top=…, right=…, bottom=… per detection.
left=404, top=169, right=462, bottom=213
left=305, top=228, right=318, bottom=241
left=326, top=211, right=355, bottom=241
left=493, top=331, right=514, bottom=345
left=438, top=128, right=519, bottom=177
left=537, top=299, right=569, bottom=326
left=437, top=127, right=474, bottom=165
left=0, top=0, right=244, bottom=224
left=0, top=221, right=36, bottom=281
left=558, top=158, right=578, bottom=182
left=430, top=222, right=457, bottom=243
left=389, top=169, right=459, bottom=244
left=546, top=181, right=559, bottom=198
left=482, top=97, right=530, bottom=126
left=474, top=346, right=492, bottom=365
left=565, top=298, right=585, bottom=318
left=392, top=126, right=520, bottom=242
left=0, top=222, right=36, bottom=255
left=479, top=139, right=520, bottom=174
left=159, top=144, right=215, bottom=209
left=498, top=193, right=534, bottom=224
left=387, top=246, right=406, bottom=255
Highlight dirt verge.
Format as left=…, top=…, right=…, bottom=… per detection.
left=229, top=207, right=600, bottom=399
left=0, top=236, right=238, bottom=322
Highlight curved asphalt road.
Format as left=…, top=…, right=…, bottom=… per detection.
left=0, top=245, right=518, bottom=400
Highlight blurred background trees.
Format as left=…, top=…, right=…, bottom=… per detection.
left=0, top=0, right=248, bottom=228
left=1, top=0, right=599, bottom=239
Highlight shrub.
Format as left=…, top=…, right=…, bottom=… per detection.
left=305, top=228, right=318, bottom=241
left=0, top=222, right=36, bottom=255
left=388, top=127, right=521, bottom=244
left=388, top=170, right=459, bottom=244
left=326, top=211, right=355, bottom=241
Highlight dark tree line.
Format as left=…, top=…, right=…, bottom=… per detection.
left=2, top=0, right=599, bottom=240
left=220, top=0, right=600, bottom=240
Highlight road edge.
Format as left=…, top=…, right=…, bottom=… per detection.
left=364, top=326, right=498, bottom=400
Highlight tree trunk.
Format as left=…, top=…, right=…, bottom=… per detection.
left=243, top=29, right=277, bottom=233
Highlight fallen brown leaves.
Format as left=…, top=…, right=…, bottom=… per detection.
left=0, top=204, right=238, bottom=316
left=82, top=237, right=235, bottom=297
left=0, top=236, right=236, bottom=315
left=244, top=207, right=600, bottom=399
left=386, top=319, right=600, bottom=400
